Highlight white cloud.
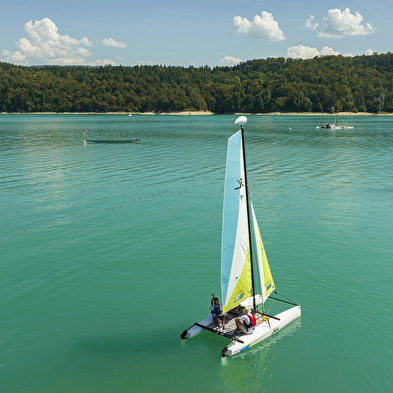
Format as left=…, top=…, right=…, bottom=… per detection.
left=221, top=56, right=241, bottom=66
left=2, top=49, right=26, bottom=62
left=234, top=11, right=285, bottom=41
left=287, top=45, right=340, bottom=59
left=364, top=49, right=377, bottom=55
left=100, top=38, right=127, bottom=48
left=319, top=46, right=341, bottom=56
left=319, top=8, right=376, bottom=38
left=87, top=59, right=119, bottom=66
left=305, top=15, right=318, bottom=31
left=1, top=18, right=97, bottom=65
left=287, top=45, right=319, bottom=59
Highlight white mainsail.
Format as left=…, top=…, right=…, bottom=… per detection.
left=221, top=128, right=275, bottom=313
left=221, top=130, right=252, bottom=313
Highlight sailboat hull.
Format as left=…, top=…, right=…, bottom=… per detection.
left=180, top=305, right=301, bottom=357
left=180, top=315, right=215, bottom=339
left=221, top=305, right=301, bottom=357
left=316, top=125, right=354, bottom=129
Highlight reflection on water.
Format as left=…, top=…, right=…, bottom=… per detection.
left=219, top=319, right=301, bottom=392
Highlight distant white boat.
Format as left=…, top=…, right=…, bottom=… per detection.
left=317, top=111, right=354, bottom=129
left=180, top=116, right=301, bottom=357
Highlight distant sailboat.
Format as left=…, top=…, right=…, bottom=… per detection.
left=84, top=138, right=140, bottom=144
left=317, top=111, right=354, bottom=129
left=180, top=116, right=301, bottom=357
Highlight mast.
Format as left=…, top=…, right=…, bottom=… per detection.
left=239, top=123, right=257, bottom=312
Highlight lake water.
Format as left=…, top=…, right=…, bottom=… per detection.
left=1, top=114, right=392, bottom=392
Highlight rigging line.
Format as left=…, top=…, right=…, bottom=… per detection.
left=274, top=290, right=299, bottom=304
left=269, top=295, right=299, bottom=307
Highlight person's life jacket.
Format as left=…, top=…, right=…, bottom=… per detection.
left=212, top=303, right=221, bottom=315
left=245, top=314, right=256, bottom=327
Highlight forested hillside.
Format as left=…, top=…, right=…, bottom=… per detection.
left=1, top=53, right=393, bottom=113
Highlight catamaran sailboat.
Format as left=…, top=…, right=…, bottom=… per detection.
left=180, top=116, right=301, bottom=357
left=317, top=111, right=354, bottom=129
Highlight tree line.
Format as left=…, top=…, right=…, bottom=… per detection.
left=1, top=52, right=393, bottom=114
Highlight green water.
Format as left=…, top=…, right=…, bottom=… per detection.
left=1, top=114, right=392, bottom=392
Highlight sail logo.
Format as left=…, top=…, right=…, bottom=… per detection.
left=235, top=178, right=244, bottom=190
left=234, top=293, right=244, bottom=303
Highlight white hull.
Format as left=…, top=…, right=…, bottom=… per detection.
left=181, top=315, right=215, bottom=339
left=181, top=305, right=301, bottom=357
left=222, top=305, right=301, bottom=357
left=316, top=125, right=354, bottom=129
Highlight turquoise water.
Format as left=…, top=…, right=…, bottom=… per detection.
left=1, top=114, right=392, bottom=392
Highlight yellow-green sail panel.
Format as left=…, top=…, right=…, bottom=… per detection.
left=251, top=203, right=275, bottom=303
left=222, top=244, right=253, bottom=313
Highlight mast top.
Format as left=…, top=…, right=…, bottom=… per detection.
left=234, top=116, right=247, bottom=126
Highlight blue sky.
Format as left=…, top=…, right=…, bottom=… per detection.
left=1, top=0, right=391, bottom=67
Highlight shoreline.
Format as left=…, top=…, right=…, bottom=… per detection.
left=1, top=111, right=391, bottom=116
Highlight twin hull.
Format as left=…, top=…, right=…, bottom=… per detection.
left=182, top=305, right=301, bottom=357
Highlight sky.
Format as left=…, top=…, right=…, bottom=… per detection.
left=0, top=0, right=391, bottom=67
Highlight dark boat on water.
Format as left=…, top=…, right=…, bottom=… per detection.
left=84, top=138, right=140, bottom=143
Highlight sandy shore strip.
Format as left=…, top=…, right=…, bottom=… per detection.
left=261, top=112, right=384, bottom=116
left=1, top=111, right=392, bottom=116
left=0, top=111, right=213, bottom=115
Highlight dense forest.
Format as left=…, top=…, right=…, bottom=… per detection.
left=1, top=52, right=393, bottom=114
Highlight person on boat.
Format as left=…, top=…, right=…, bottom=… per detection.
left=211, top=294, right=229, bottom=326
left=235, top=307, right=256, bottom=334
